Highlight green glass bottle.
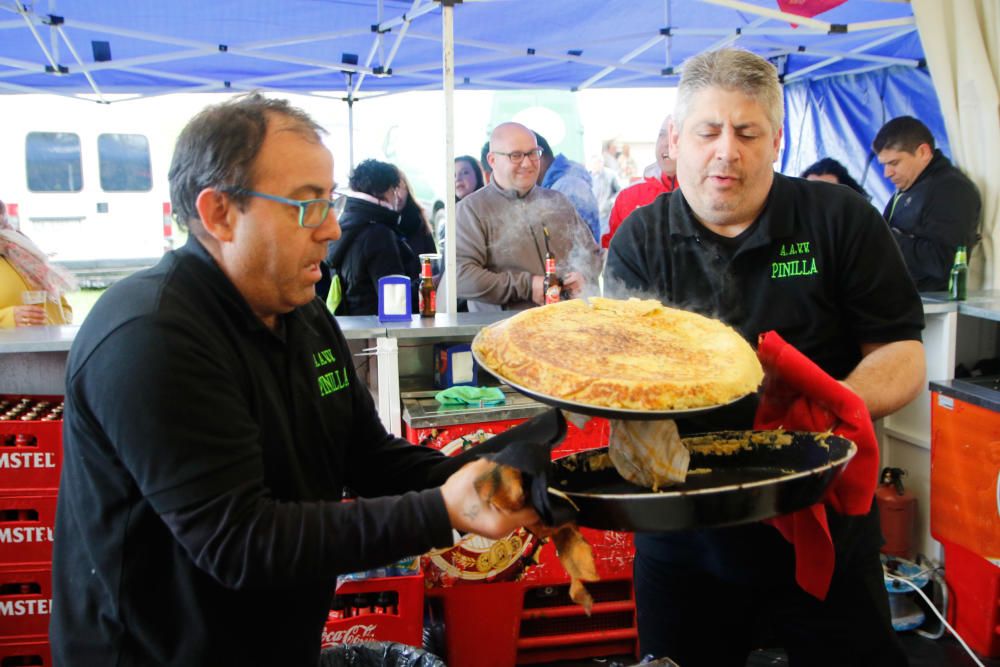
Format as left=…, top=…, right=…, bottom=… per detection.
left=948, top=245, right=968, bottom=301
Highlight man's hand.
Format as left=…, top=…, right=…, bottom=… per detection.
left=531, top=275, right=545, bottom=305
left=441, top=458, right=540, bottom=539
left=561, top=272, right=585, bottom=297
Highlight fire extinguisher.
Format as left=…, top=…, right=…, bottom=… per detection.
left=876, top=467, right=917, bottom=560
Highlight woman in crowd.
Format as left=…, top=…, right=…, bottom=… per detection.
left=323, top=160, right=420, bottom=316
left=801, top=157, right=870, bottom=199
left=396, top=168, right=438, bottom=258
left=454, top=155, right=484, bottom=202
left=0, top=199, right=75, bottom=328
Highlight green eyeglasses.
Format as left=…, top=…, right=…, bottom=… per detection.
left=227, top=188, right=346, bottom=228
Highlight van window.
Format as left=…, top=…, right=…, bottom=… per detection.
left=98, top=133, right=152, bottom=192
left=26, top=132, right=83, bottom=192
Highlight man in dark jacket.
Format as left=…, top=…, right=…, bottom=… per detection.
left=50, top=93, right=537, bottom=667
left=874, top=116, right=982, bottom=291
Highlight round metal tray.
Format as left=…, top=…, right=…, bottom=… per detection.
left=547, top=430, right=857, bottom=531
left=471, top=339, right=748, bottom=420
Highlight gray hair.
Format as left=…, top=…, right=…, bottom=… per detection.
left=674, top=49, right=783, bottom=134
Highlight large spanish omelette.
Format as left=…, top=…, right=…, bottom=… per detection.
left=472, top=297, right=763, bottom=411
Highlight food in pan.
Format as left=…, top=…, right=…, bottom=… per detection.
left=472, top=297, right=763, bottom=411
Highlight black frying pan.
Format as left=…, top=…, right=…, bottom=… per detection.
left=547, top=430, right=857, bottom=532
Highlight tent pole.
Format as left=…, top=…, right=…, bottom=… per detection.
left=345, top=72, right=356, bottom=170
left=441, top=0, right=457, bottom=315
left=347, top=96, right=355, bottom=169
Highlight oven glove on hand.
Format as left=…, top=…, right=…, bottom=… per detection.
left=753, top=330, right=878, bottom=600
left=468, top=411, right=598, bottom=613
left=607, top=419, right=689, bottom=491
left=428, top=409, right=576, bottom=526
left=434, top=386, right=506, bottom=406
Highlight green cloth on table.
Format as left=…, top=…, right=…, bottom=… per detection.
left=434, top=386, right=506, bottom=406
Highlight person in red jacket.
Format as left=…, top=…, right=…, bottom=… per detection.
left=601, top=115, right=678, bottom=249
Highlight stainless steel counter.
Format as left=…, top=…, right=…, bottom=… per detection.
left=0, top=325, right=79, bottom=354
left=380, top=312, right=508, bottom=339
left=921, top=289, right=1000, bottom=321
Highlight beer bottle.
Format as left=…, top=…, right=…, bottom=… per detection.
left=544, top=254, right=561, bottom=305
left=948, top=245, right=968, bottom=301
left=418, top=255, right=436, bottom=317
left=542, top=227, right=561, bottom=305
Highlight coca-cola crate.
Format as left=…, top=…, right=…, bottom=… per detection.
left=0, top=493, right=57, bottom=567
left=0, top=566, right=52, bottom=640
left=321, top=574, right=423, bottom=649
left=0, top=637, right=51, bottom=666
left=0, top=396, right=63, bottom=492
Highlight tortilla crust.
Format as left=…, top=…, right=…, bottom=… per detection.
left=472, top=297, right=763, bottom=411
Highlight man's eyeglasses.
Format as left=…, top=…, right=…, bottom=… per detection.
left=493, top=148, right=544, bottom=163
left=225, top=188, right=346, bottom=228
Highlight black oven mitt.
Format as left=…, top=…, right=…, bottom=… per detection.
left=426, top=408, right=578, bottom=526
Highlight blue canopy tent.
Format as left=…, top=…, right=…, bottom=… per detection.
left=0, top=0, right=954, bottom=309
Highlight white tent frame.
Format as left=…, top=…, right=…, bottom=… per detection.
left=0, top=0, right=930, bottom=310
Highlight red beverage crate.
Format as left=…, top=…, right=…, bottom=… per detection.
left=0, top=493, right=57, bottom=566
left=942, top=540, right=1000, bottom=659
left=321, top=574, right=423, bottom=649
left=517, top=575, right=637, bottom=664
left=426, top=581, right=523, bottom=667
left=0, top=395, right=63, bottom=492
left=0, top=637, right=51, bottom=666
left=0, top=566, right=52, bottom=640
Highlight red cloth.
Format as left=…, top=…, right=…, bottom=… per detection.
left=601, top=172, right=677, bottom=249
left=753, top=331, right=878, bottom=600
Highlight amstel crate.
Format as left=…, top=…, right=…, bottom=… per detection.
left=0, top=492, right=57, bottom=566
left=321, top=574, right=423, bottom=649
left=0, top=565, right=52, bottom=640
left=0, top=637, right=51, bottom=666
left=0, top=395, right=64, bottom=492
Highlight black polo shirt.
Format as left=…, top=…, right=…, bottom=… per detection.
left=605, top=173, right=924, bottom=581
left=607, top=173, right=924, bottom=432
left=52, top=236, right=453, bottom=667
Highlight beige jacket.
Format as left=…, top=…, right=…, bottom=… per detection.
left=455, top=180, right=602, bottom=311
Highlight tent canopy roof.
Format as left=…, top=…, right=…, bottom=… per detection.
left=0, top=0, right=923, bottom=100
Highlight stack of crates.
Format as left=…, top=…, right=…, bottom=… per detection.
left=0, top=395, right=63, bottom=666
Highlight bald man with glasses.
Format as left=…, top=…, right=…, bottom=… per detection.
left=455, top=121, right=602, bottom=311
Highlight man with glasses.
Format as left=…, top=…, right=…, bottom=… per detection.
left=51, top=93, right=538, bottom=666
left=456, top=121, right=601, bottom=311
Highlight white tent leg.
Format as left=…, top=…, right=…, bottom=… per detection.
left=442, top=0, right=457, bottom=315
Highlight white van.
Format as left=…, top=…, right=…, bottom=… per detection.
left=0, top=95, right=187, bottom=286
left=0, top=93, right=356, bottom=286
